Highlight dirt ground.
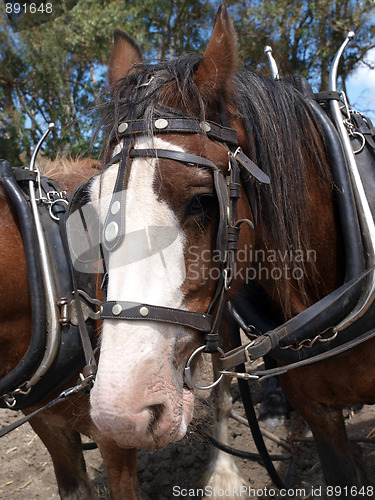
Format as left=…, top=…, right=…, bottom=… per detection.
left=1, top=376, right=375, bottom=500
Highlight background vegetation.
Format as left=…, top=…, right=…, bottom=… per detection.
left=0, top=0, right=374, bottom=164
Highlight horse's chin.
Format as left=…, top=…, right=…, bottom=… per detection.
left=145, top=384, right=195, bottom=450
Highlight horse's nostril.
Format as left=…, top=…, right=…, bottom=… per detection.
left=147, top=404, right=165, bottom=434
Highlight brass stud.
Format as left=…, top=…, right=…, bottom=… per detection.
left=139, top=306, right=149, bottom=317
left=154, top=118, right=169, bottom=130
left=111, top=201, right=121, bottom=215
left=118, top=122, right=129, bottom=133
left=112, top=303, right=123, bottom=316
left=199, top=121, right=211, bottom=132
left=105, top=221, right=119, bottom=243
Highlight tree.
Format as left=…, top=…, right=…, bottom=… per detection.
left=1, top=0, right=374, bottom=165
left=228, top=0, right=375, bottom=93
left=0, top=0, right=215, bottom=164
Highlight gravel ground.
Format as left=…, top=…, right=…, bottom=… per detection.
left=1, top=378, right=375, bottom=500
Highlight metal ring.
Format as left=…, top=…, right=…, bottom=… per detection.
left=3, top=394, right=17, bottom=408
left=351, top=132, right=366, bottom=154
left=49, top=198, right=69, bottom=221
left=184, top=345, right=225, bottom=390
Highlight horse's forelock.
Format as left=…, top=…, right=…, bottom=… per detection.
left=97, top=54, right=212, bottom=154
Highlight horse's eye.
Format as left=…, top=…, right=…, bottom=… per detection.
left=186, top=194, right=214, bottom=218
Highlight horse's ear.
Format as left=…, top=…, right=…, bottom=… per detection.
left=108, top=29, right=143, bottom=86
left=194, top=3, right=237, bottom=99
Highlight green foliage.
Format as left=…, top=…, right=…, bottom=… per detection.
left=0, top=0, right=214, bottom=164
left=0, top=0, right=374, bottom=164
left=228, top=0, right=375, bottom=92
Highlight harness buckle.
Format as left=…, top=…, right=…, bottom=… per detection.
left=244, top=340, right=257, bottom=364
left=218, top=370, right=259, bottom=381
left=224, top=267, right=232, bottom=291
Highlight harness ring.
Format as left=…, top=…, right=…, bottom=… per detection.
left=184, top=345, right=225, bottom=390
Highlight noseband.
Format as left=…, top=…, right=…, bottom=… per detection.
left=99, top=112, right=269, bottom=353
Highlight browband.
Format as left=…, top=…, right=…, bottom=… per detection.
left=115, top=117, right=239, bottom=145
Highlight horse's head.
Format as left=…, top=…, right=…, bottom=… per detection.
left=89, top=5, right=254, bottom=450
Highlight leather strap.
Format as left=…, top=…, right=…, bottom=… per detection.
left=13, top=169, right=38, bottom=182
left=102, top=137, right=132, bottom=252
left=60, top=212, right=96, bottom=370
left=130, top=148, right=230, bottom=263
left=233, top=148, right=270, bottom=184
left=228, top=316, right=288, bottom=489
left=314, top=90, right=342, bottom=103
left=222, top=266, right=375, bottom=370
left=252, top=327, right=375, bottom=381
left=130, top=148, right=217, bottom=169
left=101, top=301, right=213, bottom=332
left=116, top=117, right=239, bottom=145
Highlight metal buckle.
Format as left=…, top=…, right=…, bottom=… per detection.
left=223, top=267, right=232, bottom=291
left=218, top=370, right=259, bottom=381
left=244, top=340, right=256, bottom=363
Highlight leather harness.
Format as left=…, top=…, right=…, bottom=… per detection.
left=82, top=114, right=270, bottom=353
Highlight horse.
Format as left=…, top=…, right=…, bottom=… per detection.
left=1, top=3, right=375, bottom=499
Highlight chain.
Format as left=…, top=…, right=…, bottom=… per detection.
left=279, top=327, right=338, bottom=351
left=1, top=383, right=32, bottom=409
left=37, top=189, right=69, bottom=221
left=1, top=369, right=95, bottom=410
left=340, top=93, right=366, bottom=154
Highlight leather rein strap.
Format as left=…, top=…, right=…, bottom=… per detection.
left=99, top=115, right=269, bottom=351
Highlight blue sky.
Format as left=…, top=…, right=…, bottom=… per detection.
left=347, top=48, right=375, bottom=121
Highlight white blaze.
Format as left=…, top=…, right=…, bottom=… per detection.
left=89, top=137, right=194, bottom=449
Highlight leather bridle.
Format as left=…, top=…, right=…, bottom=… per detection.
left=98, top=113, right=270, bottom=353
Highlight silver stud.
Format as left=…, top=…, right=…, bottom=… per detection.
left=111, top=200, right=121, bottom=215
left=139, top=306, right=149, bottom=317
left=154, top=118, right=168, bottom=130
left=199, top=121, right=211, bottom=132
left=105, top=221, right=119, bottom=243
left=112, top=303, right=123, bottom=316
left=118, top=122, right=129, bottom=133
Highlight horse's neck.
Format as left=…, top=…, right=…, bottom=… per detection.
left=256, top=167, right=343, bottom=319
